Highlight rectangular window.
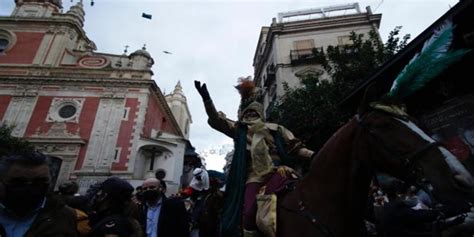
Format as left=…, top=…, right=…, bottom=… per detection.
left=294, top=39, right=315, bottom=55
left=294, top=39, right=314, bottom=50
left=113, top=148, right=121, bottom=163
left=149, top=156, right=155, bottom=171
left=338, top=35, right=353, bottom=46
left=122, top=108, right=130, bottom=121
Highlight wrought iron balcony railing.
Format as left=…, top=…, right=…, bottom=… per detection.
left=290, top=47, right=324, bottom=65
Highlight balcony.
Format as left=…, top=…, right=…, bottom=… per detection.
left=290, top=47, right=325, bottom=65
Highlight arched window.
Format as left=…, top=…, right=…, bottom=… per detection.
left=0, top=38, right=9, bottom=53
left=0, top=29, right=16, bottom=53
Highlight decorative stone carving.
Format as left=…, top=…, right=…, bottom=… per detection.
left=78, top=55, right=109, bottom=69
left=32, top=122, right=81, bottom=139
left=46, top=98, right=84, bottom=123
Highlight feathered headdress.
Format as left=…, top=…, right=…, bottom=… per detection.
left=387, top=20, right=471, bottom=99
left=235, top=76, right=264, bottom=119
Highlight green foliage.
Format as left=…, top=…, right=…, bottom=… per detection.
left=270, top=28, right=410, bottom=150
left=0, top=124, right=33, bottom=157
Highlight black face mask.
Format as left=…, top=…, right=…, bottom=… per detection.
left=91, top=191, right=108, bottom=212
left=143, top=190, right=161, bottom=202
left=1, top=183, right=49, bottom=217
left=136, top=192, right=144, bottom=202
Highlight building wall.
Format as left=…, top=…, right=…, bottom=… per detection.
left=272, top=25, right=373, bottom=96
left=253, top=5, right=381, bottom=115
left=0, top=1, right=187, bottom=193
left=0, top=95, right=12, bottom=120
left=0, top=32, right=45, bottom=64
left=143, top=95, right=179, bottom=137
left=133, top=139, right=186, bottom=195
left=112, top=97, right=139, bottom=171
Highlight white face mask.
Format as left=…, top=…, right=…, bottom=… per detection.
left=242, top=117, right=263, bottom=125
left=243, top=110, right=260, bottom=121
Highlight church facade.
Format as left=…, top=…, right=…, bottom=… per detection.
left=0, top=0, right=188, bottom=194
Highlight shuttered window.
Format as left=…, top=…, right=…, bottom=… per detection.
left=294, top=39, right=314, bottom=55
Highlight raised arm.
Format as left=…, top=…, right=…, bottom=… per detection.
left=194, top=80, right=236, bottom=138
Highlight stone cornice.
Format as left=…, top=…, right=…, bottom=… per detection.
left=0, top=74, right=154, bottom=90
left=0, top=16, right=92, bottom=45
left=139, top=136, right=179, bottom=147
left=27, top=137, right=87, bottom=145
left=0, top=65, right=153, bottom=79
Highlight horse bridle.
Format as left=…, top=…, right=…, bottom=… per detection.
left=280, top=110, right=443, bottom=237
left=279, top=185, right=336, bottom=237
left=355, top=110, right=441, bottom=203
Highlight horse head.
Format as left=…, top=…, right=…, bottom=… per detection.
left=356, top=102, right=474, bottom=208
left=280, top=99, right=474, bottom=237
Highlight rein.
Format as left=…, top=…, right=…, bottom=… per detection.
left=280, top=186, right=336, bottom=237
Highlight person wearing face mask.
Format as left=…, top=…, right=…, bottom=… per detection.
left=195, top=78, right=315, bottom=237
left=189, top=168, right=210, bottom=196
left=138, top=178, right=189, bottom=237
left=0, top=151, right=78, bottom=237
left=87, top=176, right=143, bottom=237
left=188, top=167, right=210, bottom=235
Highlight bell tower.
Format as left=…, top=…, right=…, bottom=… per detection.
left=12, top=0, right=62, bottom=18
left=165, top=81, right=193, bottom=139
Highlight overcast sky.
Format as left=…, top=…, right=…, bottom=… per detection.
left=0, top=0, right=458, bottom=170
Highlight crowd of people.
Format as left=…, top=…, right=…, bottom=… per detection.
left=2, top=149, right=474, bottom=237
left=0, top=150, right=215, bottom=237
left=364, top=179, right=472, bottom=237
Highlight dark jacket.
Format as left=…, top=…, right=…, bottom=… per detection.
left=87, top=213, right=135, bottom=237
left=379, top=200, right=440, bottom=237
left=0, top=196, right=78, bottom=237
left=87, top=202, right=143, bottom=237
left=139, top=196, right=190, bottom=237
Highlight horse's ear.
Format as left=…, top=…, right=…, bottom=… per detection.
left=357, top=82, right=379, bottom=116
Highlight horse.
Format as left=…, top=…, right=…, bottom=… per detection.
left=275, top=102, right=474, bottom=237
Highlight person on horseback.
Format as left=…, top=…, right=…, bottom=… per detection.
left=195, top=78, right=315, bottom=237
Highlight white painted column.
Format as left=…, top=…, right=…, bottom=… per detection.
left=2, top=95, right=38, bottom=137
left=128, top=94, right=149, bottom=172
